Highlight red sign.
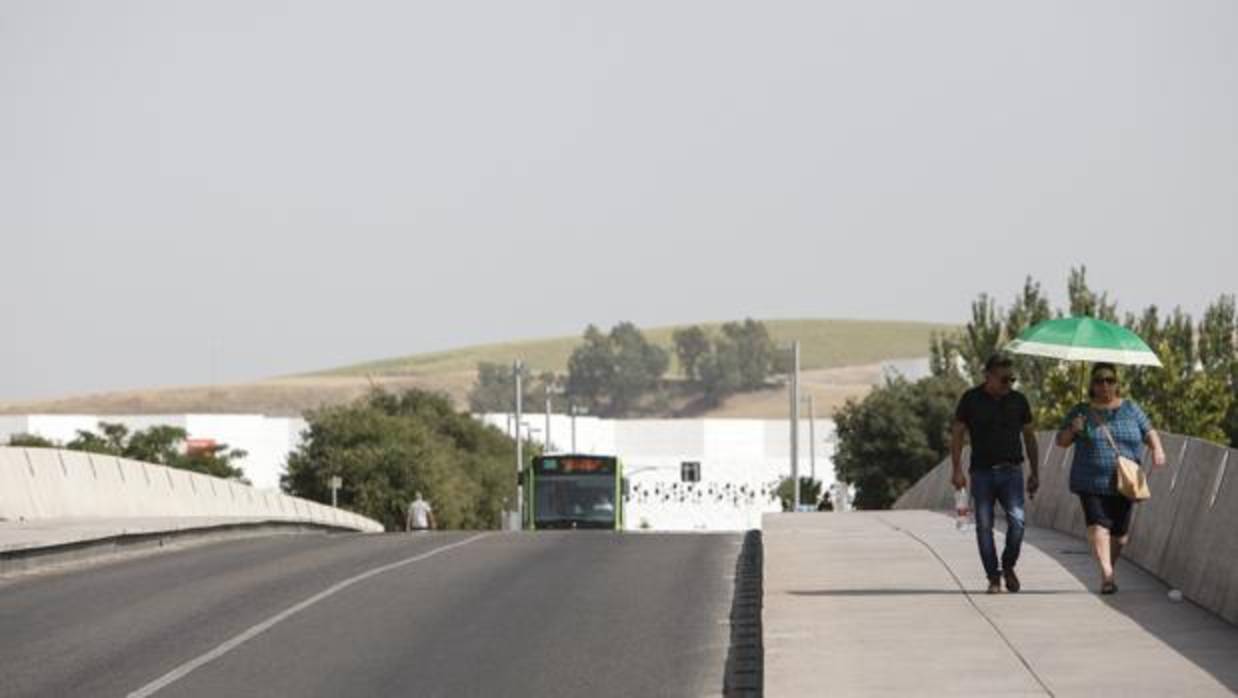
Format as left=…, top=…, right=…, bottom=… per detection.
left=185, top=438, right=217, bottom=456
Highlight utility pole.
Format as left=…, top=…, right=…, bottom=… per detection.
left=570, top=403, right=581, bottom=453
left=790, top=341, right=800, bottom=510
left=514, top=360, right=523, bottom=528
left=808, top=393, right=816, bottom=483
left=545, top=382, right=552, bottom=452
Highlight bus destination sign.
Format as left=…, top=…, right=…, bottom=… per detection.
left=534, top=456, right=615, bottom=475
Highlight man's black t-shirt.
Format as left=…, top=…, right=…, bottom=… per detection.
left=954, top=386, right=1033, bottom=469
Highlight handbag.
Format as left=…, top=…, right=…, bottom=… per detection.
left=1092, top=410, right=1151, bottom=501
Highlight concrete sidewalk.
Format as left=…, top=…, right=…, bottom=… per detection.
left=763, top=511, right=1238, bottom=697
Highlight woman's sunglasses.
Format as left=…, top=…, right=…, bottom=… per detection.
left=1092, top=376, right=1118, bottom=385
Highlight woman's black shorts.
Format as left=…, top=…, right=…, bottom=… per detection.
left=1078, top=493, right=1134, bottom=537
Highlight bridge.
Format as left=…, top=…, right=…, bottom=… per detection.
left=2, top=432, right=1236, bottom=697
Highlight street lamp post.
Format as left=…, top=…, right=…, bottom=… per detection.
left=570, top=403, right=586, bottom=453
left=514, top=360, right=524, bottom=527
left=789, top=341, right=801, bottom=510
left=807, top=393, right=816, bottom=483
left=545, top=382, right=553, bottom=453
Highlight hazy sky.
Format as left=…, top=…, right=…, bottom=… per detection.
left=2, top=1, right=1235, bottom=401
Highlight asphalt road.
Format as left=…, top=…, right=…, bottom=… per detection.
left=0, top=531, right=743, bottom=698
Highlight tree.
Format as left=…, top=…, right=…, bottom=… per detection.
left=61, top=421, right=247, bottom=480
left=1199, top=295, right=1238, bottom=446
left=7, top=433, right=55, bottom=448
left=723, top=318, right=776, bottom=390
left=697, top=340, right=744, bottom=405
left=608, top=322, right=670, bottom=415
left=283, top=389, right=526, bottom=530
left=672, top=326, right=710, bottom=381
left=776, top=476, right=823, bottom=512
left=469, top=362, right=524, bottom=413
left=1067, top=265, right=1118, bottom=321
left=566, top=325, right=615, bottom=414
left=65, top=429, right=122, bottom=455
left=833, top=374, right=966, bottom=509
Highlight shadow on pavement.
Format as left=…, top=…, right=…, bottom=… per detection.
left=1024, top=529, right=1238, bottom=694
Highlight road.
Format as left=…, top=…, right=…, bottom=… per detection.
left=0, top=531, right=746, bottom=698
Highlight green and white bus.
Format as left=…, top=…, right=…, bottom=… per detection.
left=523, top=454, right=626, bottom=530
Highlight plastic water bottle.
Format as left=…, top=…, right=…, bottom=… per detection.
left=954, top=488, right=973, bottom=532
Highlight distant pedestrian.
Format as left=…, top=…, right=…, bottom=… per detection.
left=406, top=492, right=436, bottom=532
left=951, top=354, right=1040, bottom=594
left=1056, top=363, right=1165, bottom=594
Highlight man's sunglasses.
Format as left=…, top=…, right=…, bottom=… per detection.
left=997, top=375, right=1017, bottom=385
left=1092, top=376, right=1118, bottom=385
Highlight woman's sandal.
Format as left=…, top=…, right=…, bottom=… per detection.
left=1100, top=579, right=1119, bottom=595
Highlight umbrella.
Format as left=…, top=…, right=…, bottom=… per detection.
left=1005, top=316, right=1162, bottom=367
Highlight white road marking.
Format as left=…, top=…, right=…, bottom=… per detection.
left=126, top=533, right=490, bottom=698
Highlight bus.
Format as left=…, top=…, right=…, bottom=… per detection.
left=523, top=454, right=626, bottom=530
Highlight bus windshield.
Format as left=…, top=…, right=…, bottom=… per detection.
left=533, top=475, right=616, bottom=528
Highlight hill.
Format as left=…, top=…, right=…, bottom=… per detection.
left=0, top=319, right=951, bottom=418
left=318, top=318, right=948, bottom=378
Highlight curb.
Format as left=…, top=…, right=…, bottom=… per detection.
left=724, top=529, right=764, bottom=697
left=0, top=521, right=362, bottom=576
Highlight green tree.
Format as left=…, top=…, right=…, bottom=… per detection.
left=672, top=325, right=710, bottom=380
left=722, top=318, right=776, bottom=390
left=833, top=374, right=965, bottom=509
left=1199, top=295, right=1238, bottom=446
left=1067, top=265, right=1118, bottom=321
left=61, top=421, right=247, bottom=480
left=776, top=476, right=823, bottom=512
left=566, top=324, right=615, bottom=414
left=696, top=339, right=744, bottom=405
left=468, top=361, right=525, bottom=413
left=65, top=429, right=122, bottom=455
left=608, top=322, right=670, bottom=415
left=283, top=389, right=525, bottom=531
left=7, top=433, right=55, bottom=448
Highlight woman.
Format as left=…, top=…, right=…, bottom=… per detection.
left=1056, top=362, right=1166, bottom=594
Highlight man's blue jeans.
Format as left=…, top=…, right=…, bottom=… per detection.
left=971, top=465, right=1026, bottom=581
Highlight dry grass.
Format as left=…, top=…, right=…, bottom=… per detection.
left=1, top=319, right=948, bottom=418
left=315, top=318, right=951, bottom=377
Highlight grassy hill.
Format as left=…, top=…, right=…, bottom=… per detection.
left=1, top=318, right=953, bottom=418
left=316, top=318, right=951, bottom=378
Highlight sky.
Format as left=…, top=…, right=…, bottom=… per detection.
left=1, top=0, right=1235, bottom=401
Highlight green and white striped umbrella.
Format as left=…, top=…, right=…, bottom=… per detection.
left=1004, top=316, right=1162, bottom=367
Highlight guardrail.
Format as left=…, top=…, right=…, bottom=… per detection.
left=894, top=431, right=1237, bottom=624
left=0, top=447, right=383, bottom=533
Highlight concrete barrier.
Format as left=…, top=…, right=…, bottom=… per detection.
left=895, top=431, right=1238, bottom=626
left=0, top=446, right=382, bottom=533
left=1123, top=433, right=1190, bottom=572
left=1159, top=442, right=1228, bottom=596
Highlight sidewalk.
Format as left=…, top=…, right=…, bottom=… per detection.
left=763, top=511, right=1238, bottom=697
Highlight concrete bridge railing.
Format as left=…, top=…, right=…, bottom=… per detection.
left=894, top=430, right=1238, bottom=624
left=0, top=446, right=383, bottom=533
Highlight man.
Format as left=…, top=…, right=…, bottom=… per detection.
left=952, top=354, right=1039, bottom=594
left=406, top=492, right=436, bottom=532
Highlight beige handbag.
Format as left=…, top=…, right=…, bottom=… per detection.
left=1093, top=411, right=1151, bottom=501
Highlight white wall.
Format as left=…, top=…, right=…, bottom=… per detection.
left=0, top=415, right=306, bottom=490
left=479, top=413, right=839, bottom=531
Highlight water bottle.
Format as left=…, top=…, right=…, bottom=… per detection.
left=954, top=488, right=973, bottom=532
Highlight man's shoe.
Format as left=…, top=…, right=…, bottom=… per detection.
left=1003, top=569, right=1021, bottom=593
left=986, top=578, right=1002, bottom=594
